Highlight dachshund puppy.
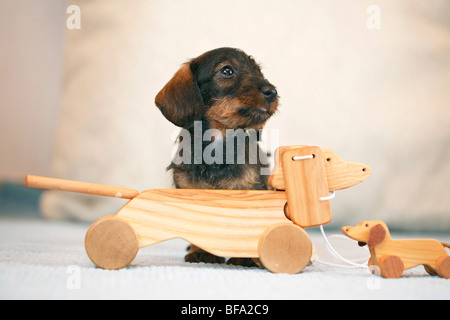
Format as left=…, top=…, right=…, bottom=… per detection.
left=155, top=48, right=279, bottom=266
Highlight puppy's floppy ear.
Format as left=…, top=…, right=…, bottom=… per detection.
left=368, top=224, right=386, bottom=248
left=155, top=62, right=204, bottom=127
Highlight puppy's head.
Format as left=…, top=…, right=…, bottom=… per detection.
left=155, top=47, right=278, bottom=130
left=341, top=220, right=389, bottom=248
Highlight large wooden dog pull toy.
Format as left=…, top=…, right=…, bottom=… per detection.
left=25, top=146, right=371, bottom=273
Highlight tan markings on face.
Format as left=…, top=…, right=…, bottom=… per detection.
left=206, top=97, right=273, bottom=133
left=206, top=97, right=245, bottom=131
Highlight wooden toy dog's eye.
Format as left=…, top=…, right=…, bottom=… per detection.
left=365, top=223, right=369, bottom=227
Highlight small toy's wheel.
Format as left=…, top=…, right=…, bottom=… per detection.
left=436, top=256, right=450, bottom=279
left=85, top=217, right=139, bottom=270
left=378, top=255, right=404, bottom=279
left=258, top=224, right=312, bottom=274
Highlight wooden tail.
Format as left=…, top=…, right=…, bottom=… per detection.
left=24, top=175, right=139, bottom=200
left=441, top=242, right=450, bottom=249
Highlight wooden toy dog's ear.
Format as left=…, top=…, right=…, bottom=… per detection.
left=155, top=63, right=204, bottom=127
left=368, top=224, right=386, bottom=248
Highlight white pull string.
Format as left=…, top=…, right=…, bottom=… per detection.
left=317, top=225, right=369, bottom=268
left=292, top=155, right=314, bottom=160
left=319, top=191, right=335, bottom=201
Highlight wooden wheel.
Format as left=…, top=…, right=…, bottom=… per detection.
left=258, top=224, right=312, bottom=274
left=436, top=256, right=450, bottom=279
left=378, top=255, right=404, bottom=279
left=85, top=217, right=139, bottom=270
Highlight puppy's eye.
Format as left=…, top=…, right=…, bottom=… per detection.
left=220, top=66, right=235, bottom=77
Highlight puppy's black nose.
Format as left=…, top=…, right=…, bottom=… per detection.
left=261, top=87, right=277, bottom=102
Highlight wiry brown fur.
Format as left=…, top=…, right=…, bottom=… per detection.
left=173, top=161, right=262, bottom=190
left=155, top=48, right=279, bottom=266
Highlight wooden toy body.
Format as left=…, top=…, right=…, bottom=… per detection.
left=369, top=238, right=447, bottom=271
left=114, top=189, right=288, bottom=258
left=26, top=145, right=371, bottom=273
left=342, top=220, right=450, bottom=278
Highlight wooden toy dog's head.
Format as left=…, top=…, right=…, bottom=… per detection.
left=341, top=220, right=389, bottom=248
left=268, top=146, right=371, bottom=228
left=269, top=146, right=371, bottom=191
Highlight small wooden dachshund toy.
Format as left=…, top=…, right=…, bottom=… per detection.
left=25, top=145, right=371, bottom=273
left=342, top=220, right=450, bottom=279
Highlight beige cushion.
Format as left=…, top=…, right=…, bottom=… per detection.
left=42, top=0, right=450, bottom=230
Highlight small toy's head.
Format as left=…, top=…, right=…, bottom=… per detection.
left=341, top=220, right=389, bottom=248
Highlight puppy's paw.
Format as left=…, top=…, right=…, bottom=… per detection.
left=184, top=249, right=225, bottom=264
left=226, top=257, right=260, bottom=268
